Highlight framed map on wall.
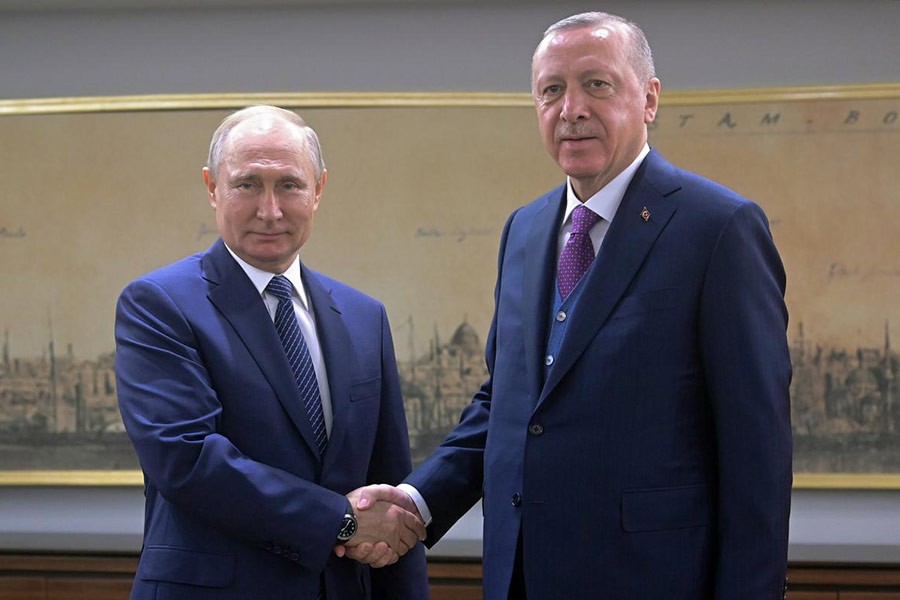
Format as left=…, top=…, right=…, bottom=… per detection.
left=0, top=84, right=897, bottom=487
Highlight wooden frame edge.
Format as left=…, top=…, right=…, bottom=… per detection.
left=0, top=83, right=898, bottom=115
left=0, top=470, right=143, bottom=486
left=2, top=472, right=896, bottom=489
left=793, top=474, right=900, bottom=490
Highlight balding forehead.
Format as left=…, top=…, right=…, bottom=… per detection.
left=224, top=117, right=307, bottom=153
left=230, top=114, right=301, bottom=138
left=538, top=22, right=621, bottom=51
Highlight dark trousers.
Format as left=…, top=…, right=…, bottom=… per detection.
left=508, top=531, right=527, bottom=599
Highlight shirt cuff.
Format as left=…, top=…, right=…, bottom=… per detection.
left=397, top=483, right=433, bottom=527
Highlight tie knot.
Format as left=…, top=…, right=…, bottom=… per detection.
left=570, top=205, right=601, bottom=235
left=266, top=275, right=294, bottom=302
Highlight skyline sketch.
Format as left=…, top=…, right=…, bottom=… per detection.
left=1, top=317, right=897, bottom=474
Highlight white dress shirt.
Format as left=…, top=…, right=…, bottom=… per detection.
left=225, top=246, right=334, bottom=437
left=557, top=143, right=650, bottom=258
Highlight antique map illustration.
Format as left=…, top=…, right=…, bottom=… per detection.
left=0, top=87, right=897, bottom=485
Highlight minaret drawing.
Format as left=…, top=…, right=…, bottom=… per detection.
left=48, top=309, right=58, bottom=432
left=886, top=320, right=894, bottom=432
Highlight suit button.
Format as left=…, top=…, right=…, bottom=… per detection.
left=272, top=545, right=282, bottom=554
left=511, top=493, right=522, bottom=507
left=290, top=552, right=299, bottom=561
left=555, top=310, right=567, bottom=322
left=528, top=423, right=544, bottom=436
left=544, top=354, right=554, bottom=366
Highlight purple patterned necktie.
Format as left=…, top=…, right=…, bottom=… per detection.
left=558, top=205, right=601, bottom=300
left=266, top=275, right=328, bottom=456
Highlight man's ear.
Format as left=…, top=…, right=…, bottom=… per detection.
left=202, top=167, right=217, bottom=208
left=313, top=169, right=328, bottom=211
left=644, top=77, right=661, bottom=124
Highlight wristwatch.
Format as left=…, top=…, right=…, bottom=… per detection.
left=336, top=501, right=358, bottom=543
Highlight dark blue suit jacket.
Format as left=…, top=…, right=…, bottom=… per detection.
left=406, top=150, right=792, bottom=599
left=115, top=239, right=428, bottom=600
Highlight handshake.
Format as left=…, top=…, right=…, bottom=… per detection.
left=334, top=484, right=426, bottom=568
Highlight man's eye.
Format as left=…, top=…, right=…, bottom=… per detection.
left=587, top=80, right=611, bottom=92
left=543, top=85, right=562, bottom=96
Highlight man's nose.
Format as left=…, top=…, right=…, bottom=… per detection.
left=257, top=188, right=283, bottom=221
left=560, top=88, right=590, bottom=122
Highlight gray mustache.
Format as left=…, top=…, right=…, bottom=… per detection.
left=556, top=126, right=598, bottom=139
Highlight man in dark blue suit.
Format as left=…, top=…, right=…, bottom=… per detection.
left=353, top=11, right=792, bottom=600
left=115, top=105, right=429, bottom=599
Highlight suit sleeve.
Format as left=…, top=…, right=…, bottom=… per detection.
left=367, top=306, right=430, bottom=599
left=699, top=202, right=793, bottom=599
left=115, top=278, right=346, bottom=572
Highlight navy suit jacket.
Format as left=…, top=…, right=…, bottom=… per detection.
left=406, top=150, right=792, bottom=599
left=115, top=239, right=428, bottom=600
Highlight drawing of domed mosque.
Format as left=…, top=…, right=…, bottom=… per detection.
left=396, top=319, right=489, bottom=463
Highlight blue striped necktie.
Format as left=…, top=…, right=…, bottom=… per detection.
left=265, top=275, right=328, bottom=456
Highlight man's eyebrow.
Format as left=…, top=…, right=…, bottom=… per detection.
left=230, top=172, right=261, bottom=181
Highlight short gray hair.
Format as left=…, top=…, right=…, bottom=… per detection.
left=206, top=105, right=325, bottom=180
left=538, top=11, right=656, bottom=83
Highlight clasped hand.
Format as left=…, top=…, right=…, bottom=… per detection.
left=334, top=484, right=425, bottom=568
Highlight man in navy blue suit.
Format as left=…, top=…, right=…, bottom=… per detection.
left=115, top=105, right=429, bottom=599
left=353, top=11, right=793, bottom=600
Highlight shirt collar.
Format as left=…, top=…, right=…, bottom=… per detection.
left=563, top=144, right=650, bottom=225
left=223, top=245, right=309, bottom=311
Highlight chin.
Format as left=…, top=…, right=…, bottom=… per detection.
left=559, top=156, right=605, bottom=175
left=564, top=168, right=606, bottom=183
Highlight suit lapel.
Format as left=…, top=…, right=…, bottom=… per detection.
left=539, top=151, right=681, bottom=405
left=203, top=240, right=323, bottom=460
left=522, top=187, right=566, bottom=403
left=301, top=265, right=357, bottom=470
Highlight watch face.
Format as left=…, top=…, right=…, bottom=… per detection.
left=338, top=514, right=358, bottom=541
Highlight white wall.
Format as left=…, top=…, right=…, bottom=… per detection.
left=1, top=0, right=898, bottom=99
left=1, top=0, right=900, bottom=562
